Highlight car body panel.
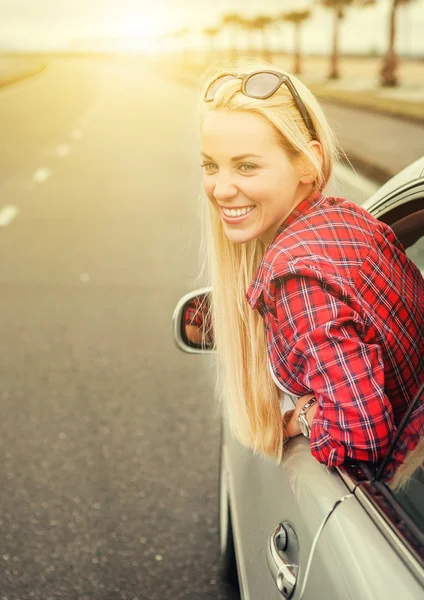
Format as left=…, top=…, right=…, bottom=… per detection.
left=224, top=417, right=343, bottom=599
left=225, top=415, right=424, bottom=600
left=303, top=492, right=423, bottom=600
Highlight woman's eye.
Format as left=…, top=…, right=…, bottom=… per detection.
left=239, top=163, right=256, bottom=172
left=200, top=162, right=217, bottom=172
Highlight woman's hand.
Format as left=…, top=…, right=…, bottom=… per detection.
left=283, top=393, right=318, bottom=439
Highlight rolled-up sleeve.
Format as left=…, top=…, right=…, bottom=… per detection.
left=274, top=270, right=395, bottom=466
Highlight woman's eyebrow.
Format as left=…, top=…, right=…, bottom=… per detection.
left=200, top=153, right=263, bottom=161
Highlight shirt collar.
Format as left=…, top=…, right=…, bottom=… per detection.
left=246, top=189, right=324, bottom=310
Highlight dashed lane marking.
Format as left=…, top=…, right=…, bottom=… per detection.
left=32, top=167, right=51, bottom=183
left=0, top=205, right=20, bottom=227
left=56, top=144, right=70, bottom=157
left=71, top=129, right=82, bottom=140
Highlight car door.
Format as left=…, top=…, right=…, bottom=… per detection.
left=304, top=383, right=424, bottom=600
left=223, top=417, right=349, bottom=600
left=226, top=159, right=424, bottom=600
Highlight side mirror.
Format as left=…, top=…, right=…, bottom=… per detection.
left=172, top=287, right=214, bottom=353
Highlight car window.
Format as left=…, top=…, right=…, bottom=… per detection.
left=406, top=234, right=424, bottom=275
left=391, top=456, right=424, bottom=532
left=387, top=201, right=424, bottom=529
left=381, top=382, right=424, bottom=534
left=369, top=196, right=424, bottom=553
left=390, top=202, right=424, bottom=275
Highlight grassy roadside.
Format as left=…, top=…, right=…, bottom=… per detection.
left=307, top=83, right=424, bottom=123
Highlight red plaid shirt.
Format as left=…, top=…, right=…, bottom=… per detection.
left=246, top=191, right=424, bottom=480
left=185, top=295, right=214, bottom=344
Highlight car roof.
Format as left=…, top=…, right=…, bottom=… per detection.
left=363, top=156, right=424, bottom=214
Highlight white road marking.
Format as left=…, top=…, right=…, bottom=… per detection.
left=0, top=205, right=20, bottom=227
left=32, top=167, right=51, bottom=183
left=80, top=273, right=90, bottom=282
left=333, top=162, right=379, bottom=199
left=71, top=129, right=82, bottom=140
left=56, top=144, right=70, bottom=157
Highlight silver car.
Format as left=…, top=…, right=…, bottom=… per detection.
left=172, top=158, right=424, bottom=600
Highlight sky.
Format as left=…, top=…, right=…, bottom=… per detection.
left=1, top=0, right=424, bottom=54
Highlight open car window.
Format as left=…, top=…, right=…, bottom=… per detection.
left=378, top=378, right=424, bottom=531
left=394, top=207, right=424, bottom=275
left=383, top=196, right=424, bottom=531
left=389, top=199, right=424, bottom=275
left=350, top=189, right=424, bottom=577
left=351, top=384, right=424, bottom=584
left=390, top=450, right=424, bottom=533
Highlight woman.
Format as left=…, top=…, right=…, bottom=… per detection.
left=196, top=62, right=424, bottom=484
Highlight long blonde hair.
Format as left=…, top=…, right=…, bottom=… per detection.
left=196, top=60, right=340, bottom=462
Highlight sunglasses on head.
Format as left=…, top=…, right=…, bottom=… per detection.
left=204, top=70, right=317, bottom=140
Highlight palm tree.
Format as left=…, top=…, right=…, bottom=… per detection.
left=221, top=13, right=245, bottom=61
left=241, top=17, right=258, bottom=57
left=250, top=15, right=275, bottom=62
left=280, top=9, right=311, bottom=75
left=202, top=26, right=220, bottom=61
left=155, top=32, right=168, bottom=55
left=171, top=27, right=191, bottom=66
left=380, top=0, right=415, bottom=87
left=236, top=16, right=254, bottom=60
left=320, top=0, right=375, bottom=80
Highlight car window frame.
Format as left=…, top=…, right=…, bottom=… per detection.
left=338, top=180, right=424, bottom=587
left=336, top=460, right=424, bottom=587
left=355, top=476, right=424, bottom=586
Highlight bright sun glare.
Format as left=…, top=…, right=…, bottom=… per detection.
left=116, top=16, right=162, bottom=52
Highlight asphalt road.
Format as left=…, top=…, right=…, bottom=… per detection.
left=0, top=57, right=378, bottom=600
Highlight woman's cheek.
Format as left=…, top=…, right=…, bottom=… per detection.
left=204, top=181, right=215, bottom=204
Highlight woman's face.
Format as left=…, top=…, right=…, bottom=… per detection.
left=201, top=109, right=314, bottom=245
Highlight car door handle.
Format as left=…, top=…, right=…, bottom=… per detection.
left=267, top=522, right=299, bottom=599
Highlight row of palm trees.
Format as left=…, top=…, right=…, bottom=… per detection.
left=159, top=0, right=417, bottom=87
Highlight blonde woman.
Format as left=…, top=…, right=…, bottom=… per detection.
left=197, top=63, right=424, bottom=485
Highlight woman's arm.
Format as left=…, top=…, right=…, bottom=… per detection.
left=284, top=394, right=318, bottom=438
left=274, top=272, right=395, bottom=466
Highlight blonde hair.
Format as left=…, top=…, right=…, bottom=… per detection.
left=389, top=438, right=424, bottom=492
left=196, top=59, right=340, bottom=462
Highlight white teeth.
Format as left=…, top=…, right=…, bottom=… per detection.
left=223, top=206, right=255, bottom=217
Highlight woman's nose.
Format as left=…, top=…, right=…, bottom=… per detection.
left=213, top=176, right=238, bottom=201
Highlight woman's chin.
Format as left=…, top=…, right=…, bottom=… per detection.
left=223, top=225, right=256, bottom=244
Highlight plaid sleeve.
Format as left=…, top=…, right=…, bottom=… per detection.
left=185, top=297, right=205, bottom=327
left=274, top=270, right=395, bottom=467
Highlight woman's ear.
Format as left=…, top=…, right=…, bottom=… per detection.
left=299, top=140, right=323, bottom=185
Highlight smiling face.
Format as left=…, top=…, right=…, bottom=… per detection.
left=201, top=109, right=315, bottom=245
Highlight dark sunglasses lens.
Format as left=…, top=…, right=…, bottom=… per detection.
left=245, top=73, right=280, bottom=98
left=205, top=75, right=236, bottom=101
